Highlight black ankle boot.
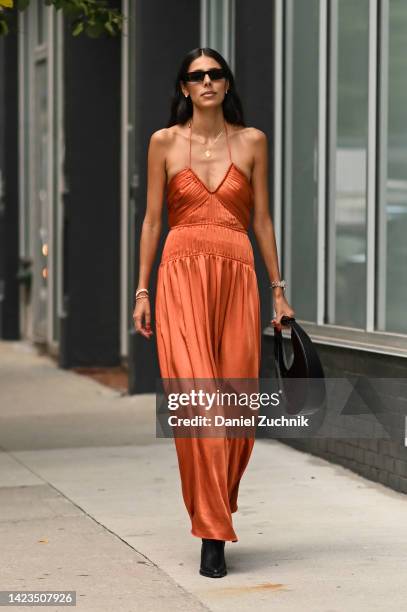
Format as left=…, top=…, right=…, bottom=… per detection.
left=199, top=538, right=227, bottom=578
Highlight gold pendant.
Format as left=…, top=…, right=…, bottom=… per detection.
left=205, top=150, right=211, bottom=158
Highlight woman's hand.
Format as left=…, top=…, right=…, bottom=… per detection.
left=271, top=293, right=295, bottom=332
left=133, top=296, right=154, bottom=339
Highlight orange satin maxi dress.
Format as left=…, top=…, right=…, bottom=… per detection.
left=155, top=121, right=261, bottom=542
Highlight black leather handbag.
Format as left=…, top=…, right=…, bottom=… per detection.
left=273, top=316, right=326, bottom=417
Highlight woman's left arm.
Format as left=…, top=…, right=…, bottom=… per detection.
left=250, top=128, right=295, bottom=331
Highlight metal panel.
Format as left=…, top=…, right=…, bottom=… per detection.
left=327, top=0, right=338, bottom=324
left=376, top=0, right=389, bottom=331
left=121, top=0, right=130, bottom=357
left=317, top=0, right=327, bottom=325
left=273, top=0, right=283, bottom=268
left=366, top=0, right=378, bottom=332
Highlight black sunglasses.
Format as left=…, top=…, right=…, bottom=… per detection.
left=183, top=68, right=226, bottom=84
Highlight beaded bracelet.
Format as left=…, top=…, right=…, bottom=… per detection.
left=270, top=280, right=287, bottom=289
left=270, top=280, right=286, bottom=291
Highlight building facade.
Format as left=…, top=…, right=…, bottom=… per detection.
left=1, top=0, right=407, bottom=492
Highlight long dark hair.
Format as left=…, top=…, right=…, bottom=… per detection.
left=166, top=48, right=246, bottom=128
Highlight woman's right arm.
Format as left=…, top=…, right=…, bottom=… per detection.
left=133, top=129, right=167, bottom=339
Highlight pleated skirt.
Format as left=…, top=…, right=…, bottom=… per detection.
left=155, top=223, right=261, bottom=542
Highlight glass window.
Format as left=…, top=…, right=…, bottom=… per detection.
left=37, top=0, right=46, bottom=45
left=283, top=0, right=320, bottom=322
left=378, top=0, right=407, bottom=333
left=329, top=0, right=370, bottom=328
left=201, top=0, right=235, bottom=68
left=209, top=1, right=224, bottom=52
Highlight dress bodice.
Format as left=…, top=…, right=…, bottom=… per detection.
left=165, top=120, right=254, bottom=233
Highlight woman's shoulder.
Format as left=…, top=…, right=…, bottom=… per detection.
left=150, top=127, right=170, bottom=144
left=241, top=126, right=267, bottom=142
left=150, top=124, right=187, bottom=141
left=229, top=124, right=267, bottom=144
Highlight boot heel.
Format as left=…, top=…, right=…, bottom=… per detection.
left=199, top=538, right=227, bottom=578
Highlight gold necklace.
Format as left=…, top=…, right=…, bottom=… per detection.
left=189, top=121, right=224, bottom=158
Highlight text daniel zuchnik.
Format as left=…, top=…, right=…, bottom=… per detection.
left=168, top=414, right=310, bottom=427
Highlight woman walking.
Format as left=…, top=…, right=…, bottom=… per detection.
left=133, top=47, right=295, bottom=578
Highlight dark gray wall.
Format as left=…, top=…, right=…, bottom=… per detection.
left=0, top=33, right=19, bottom=340
left=235, top=0, right=276, bottom=364
left=60, top=20, right=121, bottom=367
left=129, top=0, right=200, bottom=392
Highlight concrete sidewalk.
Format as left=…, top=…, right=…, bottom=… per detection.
left=1, top=340, right=406, bottom=612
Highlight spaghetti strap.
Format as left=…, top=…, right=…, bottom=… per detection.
left=188, top=119, right=232, bottom=168
left=224, top=120, right=232, bottom=163
left=189, top=120, right=192, bottom=167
